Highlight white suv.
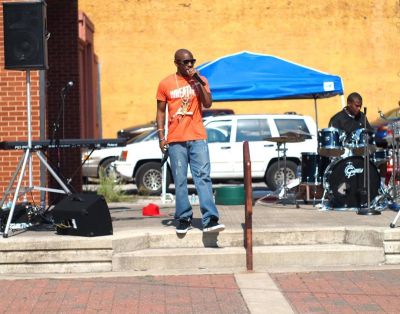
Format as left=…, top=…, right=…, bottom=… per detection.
left=114, top=114, right=318, bottom=195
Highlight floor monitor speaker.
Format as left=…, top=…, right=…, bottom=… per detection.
left=3, top=1, right=48, bottom=70
left=52, top=194, right=113, bottom=237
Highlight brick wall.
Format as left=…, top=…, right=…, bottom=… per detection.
left=79, top=0, right=400, bottom=137
left=0, top=0, right=81, bottom=206
left=46, top=0, right=82, bottom=202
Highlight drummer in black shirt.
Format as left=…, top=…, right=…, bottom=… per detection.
left=329, top=92, right=373, bottom=138
left=329, top=92, right=387, bottom=184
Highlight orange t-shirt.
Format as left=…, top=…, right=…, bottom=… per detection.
left=156, top=74, right=210, bottom=143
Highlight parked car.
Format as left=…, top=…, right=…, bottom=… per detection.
left=117, top=121, right=157, bottom=140
left=114, top=113, right=318, bottom=195
left=83, top=109, right=235, bottom=182
left=370, top=107, right=400, bottom=148
left=82, top=129, right=156, bottom=182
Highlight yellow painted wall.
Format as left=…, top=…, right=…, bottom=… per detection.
left=79, top=0, right=400, bottom=138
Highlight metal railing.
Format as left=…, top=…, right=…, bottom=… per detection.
left=243, top=141, right=253, bottom=271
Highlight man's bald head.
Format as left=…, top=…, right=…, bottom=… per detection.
left=174, top=49, right=193, bottom=61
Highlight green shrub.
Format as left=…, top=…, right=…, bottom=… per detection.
left=97, top=169, right=124, bottom=202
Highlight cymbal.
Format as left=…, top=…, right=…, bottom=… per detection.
left=265, top=135, right=306, bottom=143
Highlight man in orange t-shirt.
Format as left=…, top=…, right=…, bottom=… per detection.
left=156, top=48, right=225, bottom=234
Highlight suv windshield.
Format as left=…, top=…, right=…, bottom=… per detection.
left=274, top=118, right=312, bottom=139
left=127, top=129, right=157, bottom=144
left=236, top=119, right=271, bottom=142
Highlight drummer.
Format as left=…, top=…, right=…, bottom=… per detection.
left=329, top=92, right=387, bottom=182
left=328, top=92, right=373, bottom=140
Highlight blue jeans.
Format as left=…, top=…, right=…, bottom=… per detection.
left=168, top=140, right=219, bottom=226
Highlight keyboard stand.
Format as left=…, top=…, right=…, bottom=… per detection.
left=0, top=71, right=71, bottom=238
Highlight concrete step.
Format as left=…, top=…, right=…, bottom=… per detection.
left=0, top=249, right=112, bottom=264
left=0, top=235, right=113, bottom=274
left=111, top=228, right=348, bottom=252
left=113, top=244, right=385, bottom=272
left=385, top=255, right=400, bottom=264
left=0, top=262, right=111, bottom=274
left=384, top=229, right=400, bottom=241
left=0, top=228, right=388, bottom=274
left=382, top=229, right=400, bottom=264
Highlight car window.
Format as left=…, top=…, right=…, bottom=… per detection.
left=205, top=120, right=232, bottom=143
left=274, top=118, right=311, bottom=139
left=236, top=119, right=271, bottom=142
left=127, top=130, right=157, bottom=144
left=202, top=109, right=234, bottom=117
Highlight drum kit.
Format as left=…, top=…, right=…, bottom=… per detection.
left=302, top=125, right=397, bottom=213
left=258, top=119, right=400, bottom=218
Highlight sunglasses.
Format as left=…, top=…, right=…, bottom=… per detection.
left=176, top=59, right=196, bottom=65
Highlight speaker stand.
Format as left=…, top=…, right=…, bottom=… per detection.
left=0, top=71, right=71, bottom=238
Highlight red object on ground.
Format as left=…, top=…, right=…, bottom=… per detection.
left=142, top=203, right=163, bottom=216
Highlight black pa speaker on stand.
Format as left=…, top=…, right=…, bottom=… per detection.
left=52, top=194, right=113, bottom=237
left=3, top=1, right=48, bottom=70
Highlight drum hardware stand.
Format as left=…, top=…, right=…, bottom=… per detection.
left=275, top=140, right=299, bottom=207
left=378, top=112, right=400, bottom=202
left=0, top=71, right=72, bottom=238
left=389, top=121, right=400, bottom=227
left=256, top=140, right=284, bottom=204
left=257, top=135, right=300, bottom=207
left=316, top=188, right=329, bottom=210
left=357, top=107, right=380, bottom=215
left=390, top=122, right=400, bottom=201
left=314, top=158, right=327, bottom=206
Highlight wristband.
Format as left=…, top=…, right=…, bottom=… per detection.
left=159, top=137, right=165, bottom=142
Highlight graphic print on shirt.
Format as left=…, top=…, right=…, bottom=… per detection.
left=170, top=85, right=196, bottom=99
left=170, top=85, right=197, bottom=116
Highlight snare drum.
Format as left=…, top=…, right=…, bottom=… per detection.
left=348, top=128, right=376, bottom=155
left=318, top=127, right=344, bottom=157
left=301, top=152, right=330, bottom=185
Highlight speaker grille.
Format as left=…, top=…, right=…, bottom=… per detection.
left=3, top=2, right=48, bottom=70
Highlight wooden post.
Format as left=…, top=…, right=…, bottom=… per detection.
left=243, top=141, right=253, bottom=271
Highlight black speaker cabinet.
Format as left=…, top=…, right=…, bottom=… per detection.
left=3, top=1, right=48, bottom=70
left=52, top=194, right=113, bottom=237
left=0, top=204, right=29, bottom=232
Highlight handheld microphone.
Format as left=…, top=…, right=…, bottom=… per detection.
left=193, top=73, right=206, bottom=86
left=61, top=81, right=74, bottom=92
left=364, top=107, right=367, bottom=114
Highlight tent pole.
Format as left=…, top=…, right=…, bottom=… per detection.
left=313, top=96, right=319, bottom=135
left=340, top=94, right=346, bottom=108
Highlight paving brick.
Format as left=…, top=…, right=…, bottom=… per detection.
left=271, top=270, right=400, bottom=314
left=0, top=274, right=248, bottom=314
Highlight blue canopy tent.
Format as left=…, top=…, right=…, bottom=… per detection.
left=197, top=51, right=344, bottom=101
left=197, top=51, right=345, bottom=131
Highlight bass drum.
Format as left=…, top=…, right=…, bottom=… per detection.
left=323, top=156, right=380, bottom=208
left=301, top=153, right=330, bottom=185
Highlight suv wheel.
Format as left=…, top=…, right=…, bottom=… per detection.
left=99, top=158, right=121, bottom=183
left=135, top=162, right=170, bottom=195
left=265, top=160, right=298, bottom=191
